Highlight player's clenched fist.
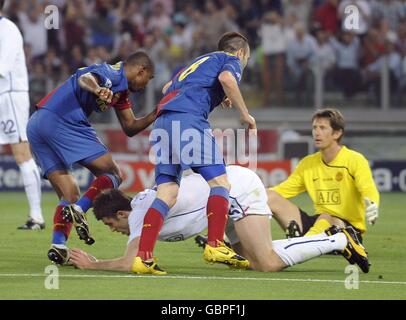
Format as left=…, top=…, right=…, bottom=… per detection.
left=240, top=114, right=257, bottom=132
left=95, top=87, right=113, bottom=104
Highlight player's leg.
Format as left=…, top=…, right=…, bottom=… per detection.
left=232, top=215, right=350, bottom=272
left=74, top=152, right=123, bottom=214
left=304, top=213, right=346, bottom=236
left=46, top=170, right=81, bottom=264
left=232, top=215, right=286, bottom=271
left=194, top=166, right=249, bottom=269
left=1, top=92, right=44, bottom=228
left=11, top=141, right=44, bottom=228
left=267, top=189, right=317, bottom=237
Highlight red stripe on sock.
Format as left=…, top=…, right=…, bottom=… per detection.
left=137, top=208, right=164, bottom=260
left=207, top=195, right=229, bottom=247
left=84, top=175, right=114, bottom=202
left=53, top=205, right=72, bottom=240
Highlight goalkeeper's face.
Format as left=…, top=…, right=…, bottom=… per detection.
left=312, top=117, right=342, bottom=150
left=101, top=211, right=130, bottom=236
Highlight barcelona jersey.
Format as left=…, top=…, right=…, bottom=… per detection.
left=158, top=51, right=243, bottom=119
left=36, top=62, right=131, bottom=121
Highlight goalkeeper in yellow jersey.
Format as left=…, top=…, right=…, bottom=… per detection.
left=267, top=108, right=380, bottom=240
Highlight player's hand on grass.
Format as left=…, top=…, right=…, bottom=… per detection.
left=69, top=248, right=97, bottom=269
left=95, top=87, right=113, bottom=104
left=365, top=197, right=379, bottom=225
left=221, top=98, right=232, bottom=109
left=240, top=114, right=257, bottom=132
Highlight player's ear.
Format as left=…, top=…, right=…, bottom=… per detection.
left=116, top=210, right=129, bottom=219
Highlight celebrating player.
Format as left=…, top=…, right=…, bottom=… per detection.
left=0, top=1, right=44, bottom=230
left=132, top=32, right=257, bottom=274
left=68, top=165, right=369, bottom=274
left=267, top=108, right=380, bottom=239
left=27, top=51, right=157, bottom=264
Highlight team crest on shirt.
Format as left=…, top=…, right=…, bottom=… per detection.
left=104, top=79, right=112, bottom=88
left=336, top=172, right=344, bottom=182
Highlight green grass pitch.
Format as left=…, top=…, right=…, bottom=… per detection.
left=0, top=192, right=405, bottom=300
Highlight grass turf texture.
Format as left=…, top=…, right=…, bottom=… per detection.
left=0, top=192, right=405, bottom=300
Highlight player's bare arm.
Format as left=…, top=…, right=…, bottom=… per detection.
left=218, top=71, right=256, bottom=130
left=115, top=107, right=157, bottom=137
left=78, top=72, right=113, bottom=103
left=69, top=237, right=139, bottom=272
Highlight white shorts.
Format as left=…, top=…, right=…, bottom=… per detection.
left=225, top=168, right=272, bottom=245
left=0, top=91, right=29, bottom=145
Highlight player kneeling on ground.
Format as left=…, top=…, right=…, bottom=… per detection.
left=66, top=166, right=370, bottom=274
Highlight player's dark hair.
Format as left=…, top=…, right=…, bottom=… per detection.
left=217, top=32, right=249, bottom=54
left=124, top=51, right=154, bottom=72
left=93, top=189, right=132, bottom=220
left=312, top=108, right=345, bottom=142
left=0, top=0, right=5, bottom=10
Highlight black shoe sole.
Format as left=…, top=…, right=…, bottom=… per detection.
left=48, top=248, right=67, bottom=265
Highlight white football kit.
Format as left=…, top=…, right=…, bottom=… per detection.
left=127, top=165, right=272, bottom=245
left=0, top=17, right=30, bottom=144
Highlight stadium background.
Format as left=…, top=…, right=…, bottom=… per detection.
left=1, top=0, right=406, bottom=300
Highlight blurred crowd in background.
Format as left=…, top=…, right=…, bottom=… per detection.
left=3, top=0, right=406, bottom=115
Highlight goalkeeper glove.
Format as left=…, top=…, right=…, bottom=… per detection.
left=364, top=197, right=379, bottom=225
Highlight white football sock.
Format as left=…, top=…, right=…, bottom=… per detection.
left=272, top=233, right=347, bottom=266
left=19, top=159, right=44, bottom=223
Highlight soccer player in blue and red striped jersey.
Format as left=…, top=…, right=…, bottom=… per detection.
left=132, top=32, right=257, bottom=274
left=27, top=52, right=157, bottom=264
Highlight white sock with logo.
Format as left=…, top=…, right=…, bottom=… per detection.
left=272, top=233, right=347, bottom=266
left=19, top=159, right=44, bottom=223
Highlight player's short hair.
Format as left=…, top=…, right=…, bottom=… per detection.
left=312, top=108, right=345, bottom=142
left=124, top=51, right=154, bottom=72
left=0, top=0, right=5, bottom=10
left=93, top=189, right=132, bottom=220
left=217, top=32, right=249, bottom=54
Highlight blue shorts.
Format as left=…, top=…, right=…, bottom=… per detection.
left=151, top=111, right=226, bottom=184
left=27, top=109, right=108, bottom=178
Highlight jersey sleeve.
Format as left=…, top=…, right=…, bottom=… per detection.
left=272, top=160, right=306, bottom=198
left=351, top=154, right=380, bottom=206
left=0, top=25, right=21, bottom=77
left=113, top=90, right=131, bottom=111
left=220, top=55, right=243, bottom=84
left=90, top=63, right=128, bottom=92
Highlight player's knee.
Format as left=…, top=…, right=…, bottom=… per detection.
left=254, top=260, right=283, bottom=272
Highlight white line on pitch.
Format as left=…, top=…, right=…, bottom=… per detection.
left=0, top=273, right=405, bottom=285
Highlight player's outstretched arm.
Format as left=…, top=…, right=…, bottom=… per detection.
left=69, top=237, right=140, bottom=272
left=115, top=107, right=157, bottom=137
left=218, top=71, right=256, bottom=130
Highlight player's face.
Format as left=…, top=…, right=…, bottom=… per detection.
left=128, top=68, right=154, bottom=92
left=102, top=215, right=130, bottom=236
left=312, top=117, right=342, bottom=150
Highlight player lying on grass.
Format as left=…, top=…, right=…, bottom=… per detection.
left=66, top=165, right=369, bottom=274
left=267, top=108, right=380, bottom=240
left=27, top=51, right=157, bottom=264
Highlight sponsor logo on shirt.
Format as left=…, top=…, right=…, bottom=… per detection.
left=316, top=189, right=341, bottom=205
